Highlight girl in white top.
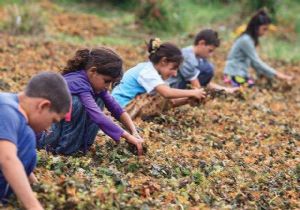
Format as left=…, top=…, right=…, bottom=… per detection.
left=112, top=38, right=206, bottom=119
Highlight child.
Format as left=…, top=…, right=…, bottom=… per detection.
left=112, top=38, right=206, bottom=119
left=224, top=10, right=292, bottom=87
left=168, top=29, right=238, bottom=93
left=0, top=72, right=71, bottom=209
left=38, top=48, right=143, bottom=155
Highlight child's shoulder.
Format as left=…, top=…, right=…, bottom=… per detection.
left=182, top=46, right=193, bottom=56
left=126, top=62, right=155, bottom=76
left=181, top=46, right=198, bottom=66
left=139, top=61, right=157, bottom=74
left=237, top=34, right=253, bottom=44
left=64, top=70, right=93, bottom=94
left=0, top=93, right=22, bottom=123
left=0, top=93, right=19, bottom=110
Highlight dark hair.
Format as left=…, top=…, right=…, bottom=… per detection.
left=194, top=29, right=220, bottom=47
left=62, top=47, right=123, bottom=78
left=244, top=10, right=272, bottom=46
left=25, top=72, right=71, bottom=114
left=147, top=38, right=183, bottom=68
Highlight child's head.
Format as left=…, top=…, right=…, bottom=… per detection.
left=245, top=10, right=272, bottom=46
left=63, top=47, right=123, bottom=92
left=193, top=29, right=220, bottom=59
left=148, top=38, right=183, bottom=80
left=24, top=72, right=71, bottom=132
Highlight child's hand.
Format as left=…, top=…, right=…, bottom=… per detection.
left=135, top=141, right=143, bottom=157
left=130, top=136, right=143, bottom=156
left=132, top=130, right=143, bottom=141
left=29, top=172, right=38, bottom=184
left=123, top=131, right=144, bottom=156
left=192, top=88, right=206, bottom=100
left=133, top=133, right=144, bottom=155
left=224, top=87, right=240, bottom=93
left=277, top=72, right=293, bottom=82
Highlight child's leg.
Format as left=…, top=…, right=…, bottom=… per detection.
left=223, top=75, right=245, bottom=87
left=125, top=94, right=171, bottom=119
left=198, top=60, right=214, bottom=86
left=41, top=96, right=87, bottom=154
left=57, top=96, right=105, bottom=154
left=38, top=96, right=102, bottom=155
left=36, top=122, right=62, bottom=149
left=169, top=76, right=188, bottom=89
left=232, top=76, right=255, bottom=87
left=84, top=97, right=104, bottom=149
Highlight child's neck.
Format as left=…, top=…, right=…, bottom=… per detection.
left=193, top=46, right=203, bottom=58
left=18, top=92, right=30, bottom=121
left=153, top=63, right=162, bottom=75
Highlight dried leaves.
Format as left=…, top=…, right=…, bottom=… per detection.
left=1, top=4, right=299, bottom=209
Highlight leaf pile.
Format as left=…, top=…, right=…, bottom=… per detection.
left=0, top=2, right=299, bottom=209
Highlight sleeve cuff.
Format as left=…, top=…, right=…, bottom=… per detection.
left=111, top=129, right=124, bottom=142
left=115, top=109, right=125, bottom=120
left=188, top=71, right=200, bottom=81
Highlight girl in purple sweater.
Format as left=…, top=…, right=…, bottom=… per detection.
left=38, top=48, right=143, bottom=155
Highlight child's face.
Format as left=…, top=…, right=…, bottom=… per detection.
left=195, top=40, right=216, bottom=59
left=156, top=60, right=179, bottom=80
left=88, top=68, right=114, bottom=93
left=258, top=24, right=269, bottom=37
left=28, top=101, right=66, bottom=132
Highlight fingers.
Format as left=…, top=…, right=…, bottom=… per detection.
left=136, top=143, right=143, bottom=156
left=29, top=173, right=38, bottom=184
left=194, top=89, right=206, bottom=100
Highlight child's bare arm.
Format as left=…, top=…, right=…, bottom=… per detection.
left=170, top=98, right=190, bottom=107
left=275, top=71, right=293, bottom=82
left=0, top=140, right=43, bottom=210
left=119, top=112, right=142, bottom=138
left=121, top=132, right=143, bottom=156
left=29, top=172, right=38, bottom=185
left=208, top=82, right=239, bottom=93
left=155, top=84, right=206, bottom=99
left=190, top=79, right=201, bottom=89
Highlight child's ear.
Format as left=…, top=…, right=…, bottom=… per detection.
left=198, top=40, right=206, bottom=46
left=38, top=100, right=51, bottom=112
left=160, top=57, right=168, bottom=65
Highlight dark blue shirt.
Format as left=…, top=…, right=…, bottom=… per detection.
left=0, top=93, right=36, bottom=201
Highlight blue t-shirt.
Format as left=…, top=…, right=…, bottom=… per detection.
left=167, top=46, right=215, bottom=87
left=0, top=93, right=37, bottom=201
left=112, top=62, right=165, bottom=108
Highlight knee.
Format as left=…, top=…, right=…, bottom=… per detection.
left=206, top=62, right=215, bottom=76
left=198, top=63, right=214, bottom=86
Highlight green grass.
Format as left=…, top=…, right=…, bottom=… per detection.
left=262, top=36, right=300, bottom=63
left=54, top=32, right=141, bottom=47
left=0, top=0, right=22, bottom=5
left=0, top=0, right=299, bottom=62
left=181, top=1, right=240, bottom=29
left=53, top=0, right=133, bottom=19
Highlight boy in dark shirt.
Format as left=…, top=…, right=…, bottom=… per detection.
left=0, top=72, right=71, bottom=209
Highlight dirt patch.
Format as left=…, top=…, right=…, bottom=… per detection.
left=51, top=12, right=113, bottom=39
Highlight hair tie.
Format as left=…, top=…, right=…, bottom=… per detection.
left=151, top=38, right=162, bottom=54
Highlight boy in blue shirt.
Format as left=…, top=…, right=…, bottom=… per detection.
left=0, top=72, right=71, bottom=209
left=168, top=29, right=238, bottom=93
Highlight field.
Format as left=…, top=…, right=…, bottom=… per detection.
left=0, top=0, right=299, bottom=209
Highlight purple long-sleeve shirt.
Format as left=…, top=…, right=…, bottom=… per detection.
left=63, top=70, right=125, bottom=142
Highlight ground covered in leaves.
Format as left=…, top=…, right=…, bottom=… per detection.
left=0, top=1, right=299, bottom=210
